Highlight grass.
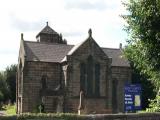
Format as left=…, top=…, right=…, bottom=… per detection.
left=3, top=104, right=16, bottom=115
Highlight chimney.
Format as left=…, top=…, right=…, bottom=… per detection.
left=119, top=43, right=122, bottom=49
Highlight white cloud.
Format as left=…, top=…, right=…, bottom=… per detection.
left=64, top=0, right=107, bottom=10
left=0, top=0, right=128, bottom=70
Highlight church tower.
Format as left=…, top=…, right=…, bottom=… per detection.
left=36, top=22, right=67, bottom=44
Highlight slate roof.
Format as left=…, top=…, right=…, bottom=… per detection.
left=102, top=48, right=130, bottom=67
left=23, top=41, right=130, bottom=67
left=36, top=25, right=58, bottom=38
left=24, top=41, right=73, bottom=62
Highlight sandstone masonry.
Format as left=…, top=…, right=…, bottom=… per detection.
left=16, top=23, right=131, bottom=114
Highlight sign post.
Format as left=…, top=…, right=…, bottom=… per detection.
left=124, top=84, right=141, bottom=112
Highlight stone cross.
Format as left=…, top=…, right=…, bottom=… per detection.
left=38, top=104, right=43, bottom=113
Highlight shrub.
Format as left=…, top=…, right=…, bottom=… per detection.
left=0, top=116, right=16, bottom=120
left=146, top=95, right=160, bottom=112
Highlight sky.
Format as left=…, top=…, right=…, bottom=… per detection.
left=0, top=0, right=128, bottom=71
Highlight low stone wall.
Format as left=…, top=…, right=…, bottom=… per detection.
left=1, top=113, right=160, bottom=120
left=84, top=113, right=160, bottom=120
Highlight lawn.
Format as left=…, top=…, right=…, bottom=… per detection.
left=3, top=104, right=16, bottom=115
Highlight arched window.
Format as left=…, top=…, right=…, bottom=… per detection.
left=80, top=63, right=86, bottom=92
left=80, top=56, right=101, bottom=97
left=41, top=75, right=47, bottom=89
left=95, top=63, right=100, bottom=97
left=87, top=56, right=94, bottom=96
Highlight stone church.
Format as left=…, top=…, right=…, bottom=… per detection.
left=16, top=23, right=131, bottom=114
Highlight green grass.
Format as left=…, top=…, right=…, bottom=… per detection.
left=4, top=104, right=16, bottom=115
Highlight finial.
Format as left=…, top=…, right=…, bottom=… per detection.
left=46, top=21, right=48, bottom=26
left=88, top=28, right=92, bottom=37
left=21, top=33, right=24, bottom=40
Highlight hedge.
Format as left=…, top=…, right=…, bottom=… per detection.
left=0, top=115, right=16, bottom=120
left=17, top=113, right=84, bottom=120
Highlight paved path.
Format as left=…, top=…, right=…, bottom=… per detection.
left=0, top=111, right=6, bottom=116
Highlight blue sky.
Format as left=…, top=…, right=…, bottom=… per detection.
left=0, top=0, right=127, bottom=71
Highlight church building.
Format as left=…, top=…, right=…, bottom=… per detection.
left=16, top=23, right=131, bottom=114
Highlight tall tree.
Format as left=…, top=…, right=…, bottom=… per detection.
left=0, top=71, right=10, bottom=102
left=122, top=0, right=160, bottom=90
left=122, top=0, right=160, bottom=111
left=5, top=64, right=17, bottom=103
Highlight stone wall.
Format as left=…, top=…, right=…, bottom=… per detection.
left=21, top=61, right=61, bottom=113
left=38, top=34, right=59, bottom=43
left=66, top=37, right=112, bottom=114
left=66, top=38, right=132, bottom=114
left=3, top=113, right=160, bottom=120
left=111, top=66, right=132, bottom=113
left=82, top=113, right=160, bottom=120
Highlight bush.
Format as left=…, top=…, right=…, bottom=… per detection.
left=146, top=95, right=160, bottom=112
left=0, top=116, right=16, bottom=120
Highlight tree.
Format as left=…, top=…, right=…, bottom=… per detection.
left=0, top=64, right=17, bottom=104
left=131, top=64, right=156, bottom=109
left=0, top=71, right=10, bottom=103
left=5, top=64, right=17, bottom=103
left=122, top=0, right=160, bottom=111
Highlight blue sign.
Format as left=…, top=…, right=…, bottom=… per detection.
left=124, top=84, right=141, bottom=112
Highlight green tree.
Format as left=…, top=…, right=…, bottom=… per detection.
left=122, top=0, right=160, bottom=111
left=0, top=71, right=10, bottom=103
left=131, top=65, right=156, bottom=109
left=0, top=64, right=17, bottom=104
left=5, top=64, right=17, bottom=103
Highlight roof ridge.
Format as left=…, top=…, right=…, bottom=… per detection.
left=24, top=40, right=74, bottom=46
left=102, top=47, right=120, bottom=50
